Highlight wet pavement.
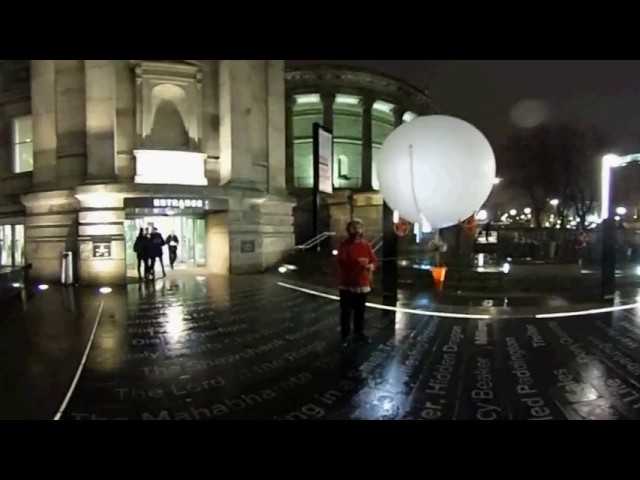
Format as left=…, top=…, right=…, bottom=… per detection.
left=0, top=286, right=100, bottom=420
left=3, top=274, right=640, bottom=420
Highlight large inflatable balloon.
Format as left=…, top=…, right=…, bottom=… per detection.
left=376, top=115, right=496, bottom=230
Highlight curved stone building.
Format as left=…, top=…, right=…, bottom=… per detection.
left=0, top=60, right=293, bottom=285
left=0, top=61, right=438, bottom=284
left=284, top=64, right=438, bottom=243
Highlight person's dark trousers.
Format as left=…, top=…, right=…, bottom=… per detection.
left=150, top=256, right=166, bottom=277
left=168, top=247, right=177, bottom=269
left=137, top=254, right=147, bottom=279
left=339, top=289, right=367, bottom=339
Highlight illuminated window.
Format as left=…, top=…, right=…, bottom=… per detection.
left=294, top=94, right=321, bottom=105
left=335, top=94, right=360, bottom=105
left=294, top=142, right=314, bottom=188
left=373, top=100, right=395, bottom=114
left=12, top=115, right=33, bottom=173
left=337, top=155, right=349, bottom=179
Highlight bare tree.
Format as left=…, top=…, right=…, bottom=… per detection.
left=555, top=125, right=609, bottom=229
left=501, top=126, right=560, bottom=227
left=500, top=123, right=609, bottom=229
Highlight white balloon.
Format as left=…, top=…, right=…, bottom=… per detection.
left=376, top=115, right=496, bottom=229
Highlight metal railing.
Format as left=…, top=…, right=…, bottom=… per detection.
left=295, top=232, right=336, bottom=251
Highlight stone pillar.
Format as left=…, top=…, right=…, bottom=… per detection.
left=0, top=114, right=8, bottom=177
left=393, top=106, right=405, bottom=128
left=202, top=61, right=220, bottom=184
left=321, top=92, right=335, bottom=131
left=114, top=60, right=136, bottom=180
left=22, top=190, right=78, bottom=282
left=228, top=195, right=295, bottom=273
left=85, top=60, right=117, bottom=182
left=360, top=97, right=374, bottom=191
left=75, top=185, right=126, bottom=285
left=218, top=60, right=268, bottom=190
left=285, top=95, right=296, bottom=190
left=55, top=60, right=87, bottom=186
left=31, top=60, right=57, bottom=187
left=266, top=60, right=287, bottom=195
left=206, top=212, right=229, bottom=275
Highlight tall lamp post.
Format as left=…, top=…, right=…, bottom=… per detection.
left=600, top=153, right=640, bottom=300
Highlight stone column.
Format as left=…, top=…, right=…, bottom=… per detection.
left=393, top=106, right=405, bottom=128
left=22, top=190, right=78, bottom=282
left=360, top=96, right=374, bottom=191
left=266, top=60, right=286, bottom=195
left=381, top=105, right=406, bottom=302
left=202, top=61, right=220, bottom=184
left=219, top=60, right=295, bottom=273
left=75, top=185, right=126, bottom=285
left=55, top=60, right=87, bottom=186
left=85, top=60, right=117, bottom=182
left=0, top=114, right=8, bottom=177
left=30, top=60, right=57, bottom=187
left=228, top=195, right=295, bottom=274
left=218, top=60, right=268, bottom=190
left=321, top=92, right=335, bottom=131
left=114, top=60, right=136, bottom=180
left=285, top=95, right=296, bottom=190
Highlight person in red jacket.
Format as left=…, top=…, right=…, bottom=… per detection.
left=337, top=218, right=377, bottom=347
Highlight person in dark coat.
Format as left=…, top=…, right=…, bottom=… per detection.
left=133, top=228, right=150, bottom=280
left=165, top=231, right=180, bottom=270
left=149, top=227, right=166, bottom=278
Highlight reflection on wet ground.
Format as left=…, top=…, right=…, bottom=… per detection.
left=0, top=287, right=99, bottom=420
left=3, top=274, right=640, bottom=420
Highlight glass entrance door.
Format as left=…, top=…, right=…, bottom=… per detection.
left=124, top=215, right=206, bottom=273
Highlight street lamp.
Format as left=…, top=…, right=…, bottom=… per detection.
left=600, top=153, right=640, bottom=299
left=601, top=154, right=625, bottom=220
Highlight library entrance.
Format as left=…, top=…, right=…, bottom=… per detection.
left=123, top=196, right=229, bottom=278
left=124, top=216, right=206, bottom=273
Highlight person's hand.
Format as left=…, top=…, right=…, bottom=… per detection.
left=366, top=263, right=375, bottom=271
left=357, top=257, right=369, bottom=267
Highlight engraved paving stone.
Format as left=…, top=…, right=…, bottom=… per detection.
left=4, top=275, right=640, bottom=420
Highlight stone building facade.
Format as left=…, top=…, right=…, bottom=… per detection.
left=284, top=64, right=437, bottom=244
left=0, top=60, right=294, bottom=285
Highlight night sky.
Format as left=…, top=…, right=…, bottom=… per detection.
left=288, top=60, right=640, bottom=155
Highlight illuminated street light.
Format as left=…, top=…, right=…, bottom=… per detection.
left=549, top=199, right=559, bottom=207
left=616, top=206, right=627, bottom=216
left=523, top=207, right=532, bottom=215
left=601, top=154, right=620, bottom=219
left=600, top=152, right=640, bottom=300
left=509, top=209, right=517, bottom=216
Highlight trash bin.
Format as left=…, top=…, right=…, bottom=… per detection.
left=61, top=251, right=74, bottom=285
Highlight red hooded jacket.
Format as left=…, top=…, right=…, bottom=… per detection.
left=337, top=238, right=377, bottom=292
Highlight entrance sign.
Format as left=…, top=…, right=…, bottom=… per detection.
left=93, top=242, right=112, bottom=258
left=123, top=196, right=228, bottom=212
left=153, top=198, right=205, bottom=209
